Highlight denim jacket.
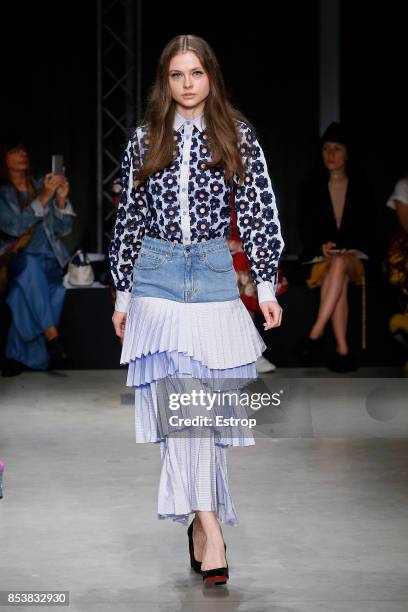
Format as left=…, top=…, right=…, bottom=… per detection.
left=0, top=177, right=76, bottom=268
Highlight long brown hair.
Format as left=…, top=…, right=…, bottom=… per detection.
left=137, top=35, right=248, bottom=184
left=0, top=143, right=36, bottom=209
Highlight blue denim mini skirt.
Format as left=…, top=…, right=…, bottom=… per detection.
left=131, top=235, right=240, bottom=303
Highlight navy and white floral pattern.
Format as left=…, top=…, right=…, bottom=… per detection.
left=109, top=114, right=284, bottom=296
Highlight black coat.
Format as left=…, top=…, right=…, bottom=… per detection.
left=299, top=174, right=375, bottom=262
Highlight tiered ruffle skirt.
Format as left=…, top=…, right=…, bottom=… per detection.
left=121, top=295, right=267, bottom=526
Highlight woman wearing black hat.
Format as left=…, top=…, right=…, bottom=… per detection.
left=298, top=122, right=373, bottom=371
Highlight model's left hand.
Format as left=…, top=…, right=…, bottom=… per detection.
left=56, top=177, right=70, bottom=206
left=260, top=300, right=282, bottom=330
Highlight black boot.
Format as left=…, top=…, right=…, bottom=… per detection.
left=297, top=335, right=325, bottom=365
left=46, top=336, right=67, bottom=361
left=1, top=358, right=25, bottom=377
left=46, top=336, right=72, bottom=368
left=328, top=351, right=358, bottom=373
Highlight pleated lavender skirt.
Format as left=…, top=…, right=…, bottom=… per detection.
left=120, top=236, right=267, bottom=526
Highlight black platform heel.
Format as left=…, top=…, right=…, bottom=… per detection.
left=202, top=540, right=229, bottom=585
left=202, top=562, right=229, bottom=586
left=188, top=519, right=228, bottom=582
left=187, top=519, right=202, bottom=574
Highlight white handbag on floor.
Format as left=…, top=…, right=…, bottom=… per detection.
left=64, top=249, right=95, bottom=286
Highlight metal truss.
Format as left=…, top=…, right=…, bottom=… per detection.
left=96, top=0, right=142, bottom=253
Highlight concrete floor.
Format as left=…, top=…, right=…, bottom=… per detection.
left=1, top=369, right=408, bottom=612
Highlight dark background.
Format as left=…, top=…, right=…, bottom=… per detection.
left=1, top=1, right=407, bottom=259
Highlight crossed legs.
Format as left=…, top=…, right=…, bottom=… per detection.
left=309, top=254, right=355, bottom=355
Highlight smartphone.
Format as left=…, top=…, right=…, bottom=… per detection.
left=52, top=154, right=65, bottom=176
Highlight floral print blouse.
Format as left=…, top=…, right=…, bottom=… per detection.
left=109, top=111, right=284, bottom=311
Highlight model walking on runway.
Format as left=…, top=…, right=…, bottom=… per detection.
left=109, top=34, right=284, bottom=585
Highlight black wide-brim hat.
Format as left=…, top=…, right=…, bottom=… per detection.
left=321, top=122, right=350, bottom=147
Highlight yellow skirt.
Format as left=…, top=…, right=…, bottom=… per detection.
left=306, top=255, right=367, bottom=349
left=306, top=255, right=365, bottom=288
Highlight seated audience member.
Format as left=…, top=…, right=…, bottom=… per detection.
left=384, top=174, right=408, bottom=370
left=0, top=140, right=76, bottom=376
left=298, top=122, right=375, bottom=372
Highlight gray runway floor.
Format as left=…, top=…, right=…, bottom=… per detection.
left=1, top=369, right=408, bottom=612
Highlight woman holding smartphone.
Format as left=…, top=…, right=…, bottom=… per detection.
left=109, top=35, right=284, bottom=585
left=0, top=141, right=76, bottom=376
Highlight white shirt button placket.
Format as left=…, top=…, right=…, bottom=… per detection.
left=178, top=122, right=193, bottom=244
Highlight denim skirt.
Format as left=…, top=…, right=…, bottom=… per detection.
left=120, top=235, right=267, bottom=526
left=130, top=234, right=239, bottom=302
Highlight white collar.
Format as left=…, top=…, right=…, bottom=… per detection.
left=173, top=110, right=206, bottom=133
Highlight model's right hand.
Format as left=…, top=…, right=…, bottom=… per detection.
left=112, top=311, right=127, bottom=343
